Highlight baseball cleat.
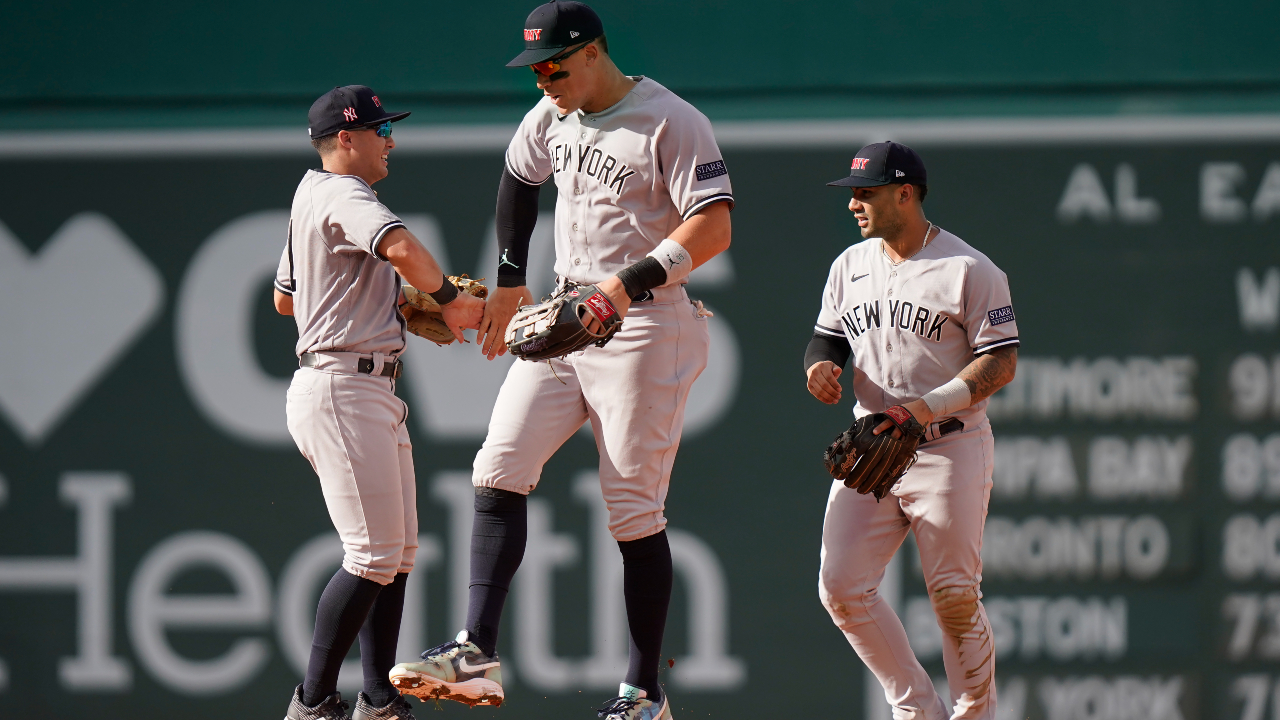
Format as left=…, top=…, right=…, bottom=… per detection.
left=285, top=685, right=352, bottom=720
left=352, top=692, right=417, bottom=720
left=388, top=630, right=504, bottom=707
left=596, top=683, right=672, bottom=720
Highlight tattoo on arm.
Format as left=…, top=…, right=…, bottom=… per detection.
left=958, top=346, right=1018, bottom=402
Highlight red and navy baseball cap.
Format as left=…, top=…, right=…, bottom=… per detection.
left=827, top=141, right=928, bottom=188
left=308, top=85, right=410, bottom=139
left=506, top=1, right=604, bottom=67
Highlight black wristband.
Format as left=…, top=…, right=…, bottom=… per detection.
left=497, top=275, right=527, bottom=288
left=428, top=276, right=459, bottom=305
left=615, top=256, right=668, bottom=298
left=804, top=332, right=851, bottom=372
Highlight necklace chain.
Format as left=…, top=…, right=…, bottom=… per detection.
left=882, top=222, right=935, bottom=267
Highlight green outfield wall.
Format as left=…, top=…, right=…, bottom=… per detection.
left=5, top=0, right=1280, bottom=127
left=2, top=121, right=1280, bottom=719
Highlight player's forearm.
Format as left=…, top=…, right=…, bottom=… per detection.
left=273, top=289, right=293, bottom=316
left=957, top=346, right=1018, bottom=403
left=495, top=167, right=541, bottom=287
left=614, top=203, right=731, bottom=299
left=382, top=228, right=446, bottom=293
left=668, top=202, right=731, bottom=268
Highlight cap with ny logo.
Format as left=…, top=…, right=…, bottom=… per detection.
left=308, top=85, right=410, bottom=139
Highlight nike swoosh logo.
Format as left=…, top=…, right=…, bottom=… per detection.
left=459, top=658, right=500, bottom=673
left=851, top=273, right=869, bottom=282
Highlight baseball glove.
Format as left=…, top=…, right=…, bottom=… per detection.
left=505, top=281, right=623, bottom=361
left=401, top=275, right=489, bottom=345
left=823, top=405, right=925, bottom=500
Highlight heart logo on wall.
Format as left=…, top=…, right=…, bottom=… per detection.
left=0, top=214, right=164, bottom=445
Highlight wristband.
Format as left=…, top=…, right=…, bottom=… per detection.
left=920, top=377, right=972, bottom=417
left=647, top=238, right=693, bottom=285
left=428, top=275, right=459, bottom=305
left=616, top=256, right=667, bottom=298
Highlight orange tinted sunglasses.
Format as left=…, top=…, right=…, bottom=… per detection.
left=530, top=41, right=590, bottom=76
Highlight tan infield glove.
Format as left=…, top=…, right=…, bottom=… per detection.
left=400, top=275, right=489, bottom=345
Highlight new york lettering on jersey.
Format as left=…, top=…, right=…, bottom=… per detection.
left=838, top=298, right=950, bottom=342
left=549, top=141, right=638, bottom=195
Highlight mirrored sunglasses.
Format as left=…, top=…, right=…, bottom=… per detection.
left=364, top=121, right=392, bottom=138
left=530, top=41, right=590, bottom=77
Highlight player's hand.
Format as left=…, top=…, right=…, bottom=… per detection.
left=806, top=361, right=843, bottom=404
left=476, top=286, right=530, bottom=360
left=586, top=276, right=632, bottom=334
left=873, top=399, right=935, bottom=437
left=441, top=292, right=486, bottom=343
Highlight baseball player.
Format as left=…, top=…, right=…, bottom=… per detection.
left=389, top=3, right=732, bottom=719
left=805, top=142, right=1018, bottom=719
left=274, top=85, right=485, bottom=720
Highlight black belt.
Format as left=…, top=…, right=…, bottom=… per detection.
left=923, top=417, right=964, bottom=444
left=630, top=289, right=654, bottom=303
left=300, top=352, right=402, bottom=378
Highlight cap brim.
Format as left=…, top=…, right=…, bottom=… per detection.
left=357, top=110, right=411, bottom=128
left=506, top=46, right=569, bottom=67
left=826, top=175, right=890, bottom=188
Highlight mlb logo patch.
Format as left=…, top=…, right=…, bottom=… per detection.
left=987, top=306, right=1015, bottom=326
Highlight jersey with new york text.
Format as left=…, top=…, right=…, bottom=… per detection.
left=504, top=76, right=733, bottom=286
left=814, top=229, right=1019, bottom=427
left=275, top=169, right=407, bottom=357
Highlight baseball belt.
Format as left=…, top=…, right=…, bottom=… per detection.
left=300, top=351, right=403, bottom=378
left=921, top=417, right=964, bottom=444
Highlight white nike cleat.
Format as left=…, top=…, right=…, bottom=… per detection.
left=596, top=683, right=672, bottom=720
left=389, top=631, right=503, bottom=707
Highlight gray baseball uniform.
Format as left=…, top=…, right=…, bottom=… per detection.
left=813, top=229, right=1018, bottom=719
left=475, top=76, right=732, bottom=540
left=276, top=169, right=418, bottom=585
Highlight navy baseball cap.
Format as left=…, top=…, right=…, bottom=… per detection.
left=308, top=85, right=410, bottom=139
left=506, top=1, right=604, bottom=67
left=827, top=141, right=928, bottom=188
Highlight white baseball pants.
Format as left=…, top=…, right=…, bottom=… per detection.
left=286, top=356, right=418, bottom=585
left=819, top=421, right=996, bottom=720
left=473, top=286, right=710, bottom=541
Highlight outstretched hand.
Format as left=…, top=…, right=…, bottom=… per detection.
left=441, top=292, right=486, bottom=343
left=476, top=286, right=530, bottom=360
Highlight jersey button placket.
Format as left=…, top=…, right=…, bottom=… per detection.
left=573, top=123, right=599, bottom=277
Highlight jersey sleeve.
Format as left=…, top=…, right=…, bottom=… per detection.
left=321, top=179, right=405, bottom=259
left=963, top=256, right=1020, bottom=354
left=814, top=255, right=846, bottom=339
left=504, top=103, right=555, bottom=186
left=656, top=104, right=734, bottom=220
left=274, top=221, right=295, bottom=295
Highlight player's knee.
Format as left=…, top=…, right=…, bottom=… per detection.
left=930, top=584, right=982, bottom=638
left=606, top=508, right=665, bottom=542
left=818, top=574, right=871, bottom=626
left=345, top=545, right=407, bottom=586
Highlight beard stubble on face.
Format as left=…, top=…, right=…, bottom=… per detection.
left=863, top=200, right=905, bottom=240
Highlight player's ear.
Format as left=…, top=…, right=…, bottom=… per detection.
left=336, top=130, right=355, bottom=151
